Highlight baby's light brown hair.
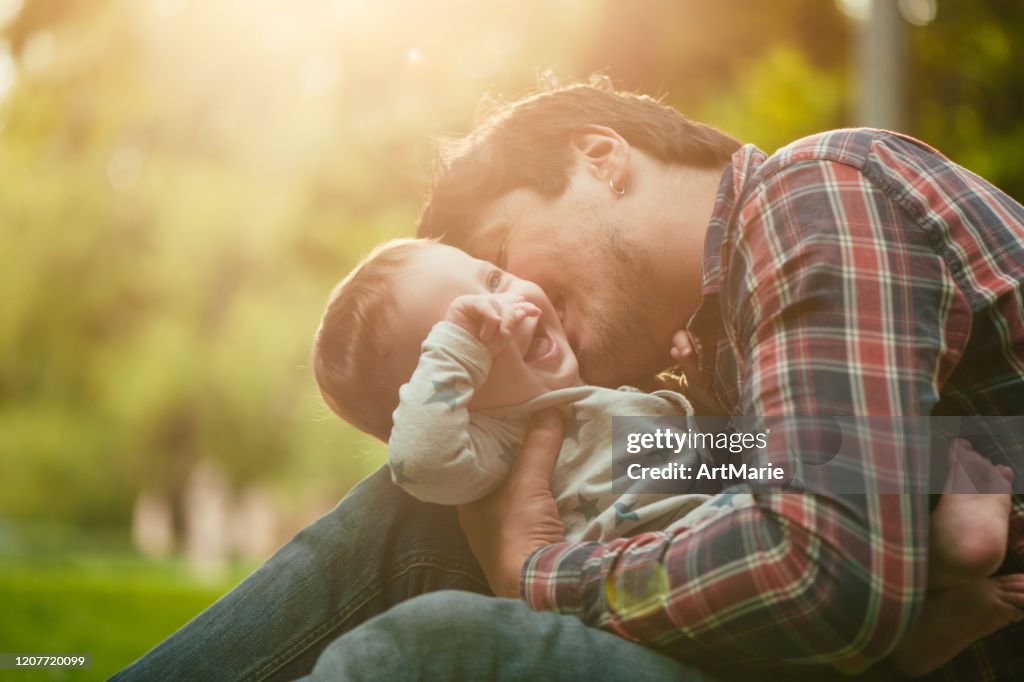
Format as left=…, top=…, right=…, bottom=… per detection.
left=312, top=238, right=437, bottom=441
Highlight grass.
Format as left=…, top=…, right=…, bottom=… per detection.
left=0, top=552, right=251, bottom=681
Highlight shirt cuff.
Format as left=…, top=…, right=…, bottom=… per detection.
left=520, top=541, right=603, bottom=616
left=425, top=321, right=492, bottom=376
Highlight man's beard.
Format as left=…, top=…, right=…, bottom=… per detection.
left=576, top=227, right=672, bottom=388
left=579, top=305, right=667, bottom=388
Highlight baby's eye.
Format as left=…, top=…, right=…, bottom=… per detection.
left=487, top=270, right=503, bottom=292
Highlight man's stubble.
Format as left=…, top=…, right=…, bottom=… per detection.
left=575, top=223, right=676, bottom=389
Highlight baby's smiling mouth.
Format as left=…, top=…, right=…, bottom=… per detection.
left=523, top=322, right=554, bottom=363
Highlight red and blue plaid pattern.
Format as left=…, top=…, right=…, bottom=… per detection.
left=522, top=129, right=1024, bottom=680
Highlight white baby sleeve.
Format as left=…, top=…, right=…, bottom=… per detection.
left=387, top=321, right=508, bottom=505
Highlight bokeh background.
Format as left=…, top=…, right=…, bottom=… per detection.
left=1, top=0, right=1022, bottom=677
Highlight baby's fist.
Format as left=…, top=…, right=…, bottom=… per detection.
left=446, top=294, right=540, bottom=354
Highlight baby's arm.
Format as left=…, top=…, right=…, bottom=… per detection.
left=388, top=294, right=539, bottom=505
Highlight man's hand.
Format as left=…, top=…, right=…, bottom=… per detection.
left=457, top=409, right=566, bottom=597
left=667, top=329, right=726, bottom=414
left=445, top=293, right=541, bottom=356
left=669, top=329, right=700, bottom=382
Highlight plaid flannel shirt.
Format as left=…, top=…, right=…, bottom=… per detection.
left=521, top=129, right=1024, bottom=680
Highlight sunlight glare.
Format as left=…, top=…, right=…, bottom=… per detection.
left=107, top=144, right=144, bottom=191
left=835, top=0, right=871, bottom=22
left=297, top=54, right=340, bottom=97
left=898, top=0, right=937, bottom=27
left=0, top=41, right=15, bottom=104
left=0, top=0, right=21, bottom=30
left=153, top=0, right=189, bottom=18
left=23, top=32, right=54, bottom=74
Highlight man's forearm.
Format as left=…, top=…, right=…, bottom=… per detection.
left=520, top=492, right=928, bottom=672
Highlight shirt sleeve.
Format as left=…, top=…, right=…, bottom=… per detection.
left=519, top=159, right=972, bottom=668
left=387, top=321, right=507, bottom=505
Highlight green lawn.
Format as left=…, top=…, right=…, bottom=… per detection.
left=0, top=555, right=249, bottom=681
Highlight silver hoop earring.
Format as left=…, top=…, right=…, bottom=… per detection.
left=609, top=179, right=625, bottom=196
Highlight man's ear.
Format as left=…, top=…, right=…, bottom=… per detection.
left=569, top=125, right=630, bottom=188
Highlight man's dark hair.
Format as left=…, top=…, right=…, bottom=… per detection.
left=416, top=76, right=742, bottom=245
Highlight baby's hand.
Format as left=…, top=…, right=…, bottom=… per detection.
left=446, top=294, right=541, bottom=355
left=669, top=329, right=700, bottom=382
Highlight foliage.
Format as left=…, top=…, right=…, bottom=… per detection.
left=907, top=0, right=1024, bottom=199
left=0, top=0, right=1021, bottom=536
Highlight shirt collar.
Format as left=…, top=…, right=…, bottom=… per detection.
left=697, top=143, right=767, bottom=300
left=686, top=143, right=767, bottom=389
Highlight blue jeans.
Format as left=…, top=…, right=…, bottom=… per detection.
left=299, top=591, right=711, bottom=681
left=112, top=466, right=710, bottom=680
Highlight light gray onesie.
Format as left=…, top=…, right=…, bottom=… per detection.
left=388, top=321, right=715, bottom=542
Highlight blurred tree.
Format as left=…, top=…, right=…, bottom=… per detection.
left=578, top=0, right=848, bottom=113
left=906, top=0, right=1024, bottom=199
left=0, top=1, right=399, bottom=533
left=0, top=0, right=1020, bottom=544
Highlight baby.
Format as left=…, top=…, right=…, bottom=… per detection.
left=313, top=238, right=718, bottom=542
left=312, top=238, right=1023, bottom=676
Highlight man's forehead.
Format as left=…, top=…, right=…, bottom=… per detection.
left=464, top=186, right=544, bottom=265
left=463, top=208, right=513, bottom=266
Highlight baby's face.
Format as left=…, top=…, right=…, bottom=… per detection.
left=390, top=243, right=580, bottom=408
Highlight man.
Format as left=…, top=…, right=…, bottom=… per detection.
left=116, top=80, right=1024, bottom=680
left=413, top=79, right=1024, bottom=678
